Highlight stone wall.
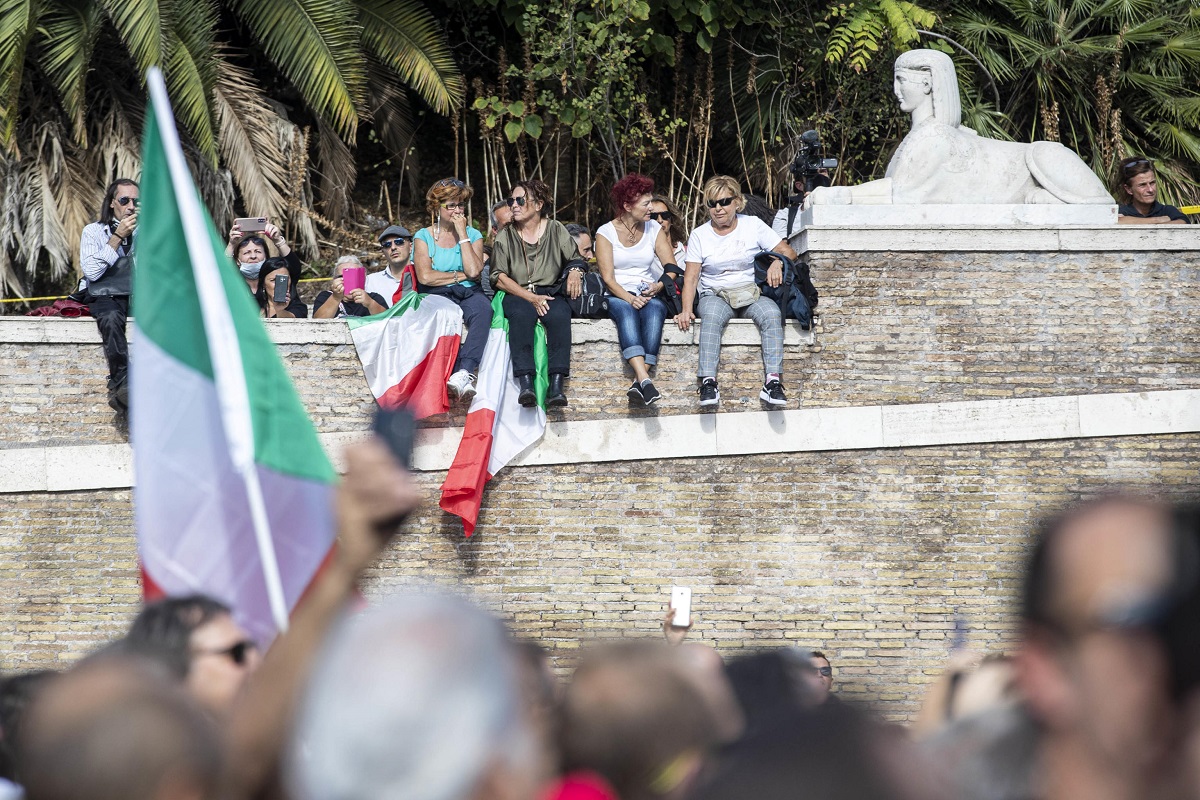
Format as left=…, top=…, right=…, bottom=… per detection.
left=3, top=243, right=1199, bottom=720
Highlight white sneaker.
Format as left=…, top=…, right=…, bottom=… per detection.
left=448, top=370, right=476, bottom=401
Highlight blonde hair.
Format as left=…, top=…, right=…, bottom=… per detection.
left=425, top=178, right=474, bottom=217
left=701, top=175, right=746, bottom=213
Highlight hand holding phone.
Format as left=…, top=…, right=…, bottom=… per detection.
left=670, top=586, right=691, bottom=627
left=236, top=216, right=268, bottom=234
left=272, top=274, right=289, bottom=303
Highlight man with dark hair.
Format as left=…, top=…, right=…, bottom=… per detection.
left=124, top=594, right=259, bottom=717
left=1016, top=495, right=1180, bottom=800
left=808, top=651, right=836, bottom=705
left=78, top=178, right=138, bottom=412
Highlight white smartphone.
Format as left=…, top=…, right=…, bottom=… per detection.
left=670, top=586, right=691, bottom=627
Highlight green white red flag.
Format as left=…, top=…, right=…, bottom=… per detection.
left=348, top=292, right=462, bottom=419
left=439, top=292, right=547, bottom=536
left=131, top=69, right=336, bottom=643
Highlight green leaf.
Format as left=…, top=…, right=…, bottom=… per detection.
left=523, top=113, right=543, bottom=137
left=36, top=0, right=101, bottom=146
left=508, top=100, right=525, bottom=116
left=571, top=117, right=592, bottom=137
left=696, top=27, right=711, bottom=50
left=0, top=0, right=41, bottom=152
left=99, top=0, right=162, bottom=73
left=559, top=106, right=575, bottom=124
left=226, top=0, right=366, bottom=138
left=504, top=119, right=523, bottom=141
left=164, top=0, right=219, bottom=163
left=358, top=0, right=464, bottom=115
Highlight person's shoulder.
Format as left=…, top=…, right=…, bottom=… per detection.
left=595, top=220, right=617, bottom=241
left=1157, top=202, right=1188, bottom=221
left=467, top=226, right=484, bottom=241
left=414, top=227, right=435, bottom=243
left=1118, top=203, right=1140, bottom=217
left=314, top=290, right=333, bottom=305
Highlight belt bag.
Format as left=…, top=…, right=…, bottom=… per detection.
left=716, top=281, right=760, bottom=309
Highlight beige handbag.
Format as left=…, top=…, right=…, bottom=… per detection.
left=716, top=282, right=761, bottom=309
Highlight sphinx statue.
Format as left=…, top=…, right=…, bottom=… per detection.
left=808, top=49, right=1114, bottom=207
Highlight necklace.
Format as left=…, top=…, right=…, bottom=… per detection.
left=616, top=216, right=641, bottom=246
left=517, top=219, right=544, bottom=290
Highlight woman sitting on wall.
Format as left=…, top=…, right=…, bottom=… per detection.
left=676, top=175, right=797, bottom=409
left=1116, top=157, right=1189, bottom=224
left=649, top=195, right=688, bottom=276
left=595, top=174, right=678, bottom=406
left=489, top=179, right=584, bottom=408
left=413, top=178, right=490, bottom=402
left=254, top=257, right=306, bottom=319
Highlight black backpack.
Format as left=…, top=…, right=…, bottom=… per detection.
left=753, top=251, right=818, bottom=330
left=564, top=259, right=608, bottom=318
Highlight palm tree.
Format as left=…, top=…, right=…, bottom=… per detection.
left=940, top=0, right=1200, bottom=203
left=0, top=0, right=464, bottom=298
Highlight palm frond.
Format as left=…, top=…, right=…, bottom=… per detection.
left=98, top=0, right=163, bottom=75
left=213, top=59, right=289, bottom=223
left=365, top=57, right=416, bottom=155
left=0, top=154, right=24, bottom=295
left=20, top=128, right=72, bottom=279
left=0, top=0, right=41, bottom=154
left=316, top=118, right=354, bottom=225
left=227, top=0, right=366, bottom=139
left=164, top=0, right=219, bottom=163
left=357, top=0, right=464, bottom=114
left=37, top=0, right=102, bottom=146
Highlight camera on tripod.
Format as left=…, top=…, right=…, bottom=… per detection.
left=789, top=130, right=838, bottom=198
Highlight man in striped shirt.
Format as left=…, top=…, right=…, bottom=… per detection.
left=78, top=179, right=138, bottom=412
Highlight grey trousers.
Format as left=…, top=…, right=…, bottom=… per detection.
left=697, top=293, right=784, bottom=379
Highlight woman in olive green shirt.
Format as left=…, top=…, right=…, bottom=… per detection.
left=490, top=178, right=584, bottom=408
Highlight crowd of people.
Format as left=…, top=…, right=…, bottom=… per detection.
left=76, top=154, right=1189, bottom=414
left=2, top=429, right=1199, bottom=800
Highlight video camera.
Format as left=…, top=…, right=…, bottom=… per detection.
left=789, top=130, right=838, bottom=198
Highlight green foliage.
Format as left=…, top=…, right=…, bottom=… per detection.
left=825, top=0, right=937, bottom=72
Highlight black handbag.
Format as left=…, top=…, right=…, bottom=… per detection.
left=754, top=251, right=818, bottom=330
left=87, top=254, right=134, bottom=297
left=565, top=260, right=608, bottom=318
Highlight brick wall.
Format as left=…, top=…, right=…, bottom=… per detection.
left=2, top=246, right=1199, bottom=720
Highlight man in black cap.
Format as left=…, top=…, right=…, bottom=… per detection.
left=366, top=224, right=413, bottom=307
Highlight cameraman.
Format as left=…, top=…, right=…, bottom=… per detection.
left=78, top=178, right=138, bottom=412
left=772, top=131, right=836, bottom=243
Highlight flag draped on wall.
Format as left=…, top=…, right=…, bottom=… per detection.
left=131, top=69, right=336, bottom=643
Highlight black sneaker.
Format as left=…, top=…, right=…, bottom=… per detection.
left=627, top=380, right=644, bottom=403
left=640, top=380, right=661, bottom=406
left=760, top=379, right=786, bottom=407
left=698, top=379, right=719, bottom=407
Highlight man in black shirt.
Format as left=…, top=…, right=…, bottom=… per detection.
left=313, top=256, right=388, bottom=318
left=1116, top=157, right=1189, bottom=224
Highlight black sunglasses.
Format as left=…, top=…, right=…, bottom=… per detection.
left=380, top=237, right=409, bottom=249
left=649, top=211, right=673, bottom=222
left=196, top=640, right=257, bottom=666
left=505, top=196, right=527, bottom=207
left=117, top=196, right=139, bottom=207
left=1121, top=158, right=1152, bottom=176
left=436, top=177, right=466, bottom=189
left=706, top=196, right=735, bottom=209
left=816, top=666, right=833, bottom=677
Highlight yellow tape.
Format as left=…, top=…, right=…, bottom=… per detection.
left=1180, top=205, right=1199, bottom=214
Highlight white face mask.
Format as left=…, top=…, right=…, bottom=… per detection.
left=239, top=260, right=265, bottom=279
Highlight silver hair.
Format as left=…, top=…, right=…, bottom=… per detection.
left=334, top=254, right=364, bottom=270
left=287, top=593, right=535, bottom=800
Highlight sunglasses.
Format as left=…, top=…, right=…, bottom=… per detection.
left=380, top=237, right=409, bottom=249
left=706, top=196, right=735, bottom=209
left=117, top=196, right=139, bottom=207
left=1121, top=158, right=1152, bottom=176
left=816, top=666, right=833, bottom=677
left=505, top=196, right=527, bottom=207
left=196, top=640, right=257, bottom=666
left=649, top=211, right=673, bottom=222
left=443, top=202, right=465, bottom=210
left=436, top=177, right=466, bottom=189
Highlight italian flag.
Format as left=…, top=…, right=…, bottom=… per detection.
left=131, top=70, right=336, bottom=643
left=348, top=292, right=462, bottom=420
left=439, top=292, right=547, bottom=536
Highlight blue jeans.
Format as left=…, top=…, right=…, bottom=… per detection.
left=607, top=295, right=667, bottom=365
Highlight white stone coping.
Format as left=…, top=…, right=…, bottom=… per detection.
left=800, top=204, right=1119, bottom=228
left=0, top=317, right=818, bottom=347
left=794, top=224, right=1200, bottom=254
left=3, top=388, right=1198, bottom=493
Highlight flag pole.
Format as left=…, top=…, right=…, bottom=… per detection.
left=144, top=68, right=290, bottom=634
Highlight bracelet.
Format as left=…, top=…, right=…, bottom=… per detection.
left=568, top=264, right=587, bottom=273
left=458, top=237, right=470, bottom=244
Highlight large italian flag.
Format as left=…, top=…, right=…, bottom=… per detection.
left=348, top=291, right=462, bottom=420
left=131, top=70, right=336, bottom=643
left=439, top=292, right=547, bottom=536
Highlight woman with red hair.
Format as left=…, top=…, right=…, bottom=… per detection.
left=595, top=174, right=679, bottom=406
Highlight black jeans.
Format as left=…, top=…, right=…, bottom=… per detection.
left=427, top=284, right=491, bottom=375
left=88, top=295, right=129, bottom=388
left=501, top=290, right=571, bottom=377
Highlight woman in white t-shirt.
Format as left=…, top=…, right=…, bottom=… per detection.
left=595, top=174, right=680, bottom=406
left=677, top=175, right=798, bottom=408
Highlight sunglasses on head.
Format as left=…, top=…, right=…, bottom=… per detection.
left=380, top=237, right=409, bottom=249
left=706, top=196, right=735, bottom=209
left=505, top=196, right=527, bottom=207
left=436, top=178, right=466, bottom=189
left=117, top=196, right=139, bottom=207
left=1122, top=158, right=1152, bottom=175
left=649, top=211, right=673, bottom=222
left=197, top=640, right=257, bottom=666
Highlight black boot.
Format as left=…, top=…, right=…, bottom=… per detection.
left=546, top=373, right=568, bottom=408
left=517, top=374, right=536, bottom=407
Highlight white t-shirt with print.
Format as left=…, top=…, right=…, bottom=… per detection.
left=686, top=215, right=782, bottom=292
left=596, top=219, right=662, bottom=293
